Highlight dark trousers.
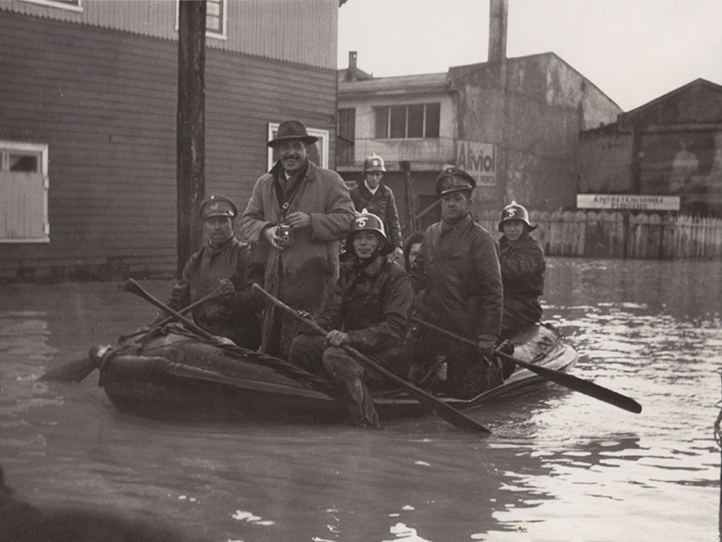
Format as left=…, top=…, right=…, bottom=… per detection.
left=289, top=334, right=381, bottom=427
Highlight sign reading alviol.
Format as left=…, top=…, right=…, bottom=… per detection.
left=455, top=141, right=496, bottom=186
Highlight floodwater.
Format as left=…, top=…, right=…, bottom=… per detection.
left=1, top=257, right=721, bottom=542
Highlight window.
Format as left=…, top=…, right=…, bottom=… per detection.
left=267, top=123, right=330, bottom=171
left=22, top=0, right=81, bottom=11
left=337, top=108, right=356, bottom=165
left=176, top=0, right=227, bottom=40
left=205, top=0, right=226, bottom=38
left=0, top=142, right=49, bottom=243
left=375, top=103, right=440, bottom=139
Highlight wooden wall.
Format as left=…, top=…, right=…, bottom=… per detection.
left=476, top=210, right=722, bottom=260
left=0, top=11, right=337, bottom=282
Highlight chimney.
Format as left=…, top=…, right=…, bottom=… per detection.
left=346, top=51, right=358, bottom=81
left=488, top=0, right=508, bottom=65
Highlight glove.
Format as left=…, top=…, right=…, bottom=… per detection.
left=218, top=279, right=235, bottom=301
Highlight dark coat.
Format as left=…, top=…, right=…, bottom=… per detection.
left=317, top=254, right=413, bottom=353
left=413, top=216, right=503, bottom=341
left=167, top=237, right=264, bottom=349
left=349, top=182, right=404, bottom=249
left=499, top=230, right=545, bottom=335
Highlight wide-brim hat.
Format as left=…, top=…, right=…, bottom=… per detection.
left=199, top=194, right=238, bottom=219
left=435, top=166, right=476, bottom=195
left=267, top=120, right=318, bottom=148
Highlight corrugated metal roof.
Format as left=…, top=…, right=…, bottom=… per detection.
left=0, top=0, right=337, bottom=69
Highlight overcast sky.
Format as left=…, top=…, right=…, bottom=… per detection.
left=337, top=0, right=722, bottom=111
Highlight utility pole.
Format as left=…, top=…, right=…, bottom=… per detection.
left=177, top=0, right=206, bottom=277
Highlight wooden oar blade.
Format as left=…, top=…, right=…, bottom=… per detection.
left=495, top=351, right=642, bottom=414
left=38, top=357, right=96, bottom=382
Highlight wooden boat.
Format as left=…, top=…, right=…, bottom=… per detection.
left=91, top=322, right=576, bottom=425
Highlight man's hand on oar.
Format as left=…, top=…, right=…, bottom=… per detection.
left=412, top=316, right=642, bottom=414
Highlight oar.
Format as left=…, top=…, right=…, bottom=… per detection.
left=121, top=279, right=217, bottom=342
left=252, top=283, right=491, bottom=434
left=39, top=285, right=224, bottom=383
left=118, top=287, right=222, bottom=341
left=412, top=316, right=642, bottom=414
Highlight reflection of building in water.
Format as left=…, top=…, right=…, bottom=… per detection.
left=580, top=78, right=722, bottom=216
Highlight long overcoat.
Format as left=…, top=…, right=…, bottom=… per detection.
left=238, top=160, right=355, bottom=357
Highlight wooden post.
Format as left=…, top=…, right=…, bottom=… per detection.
left=177, top=1, right=206, bottom=277
left=400, top=160, right=415, bottom=236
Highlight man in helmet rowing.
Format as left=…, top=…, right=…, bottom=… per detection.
left=497, top=201, right=546, bottom=340
left=349, top=153, right=405, bottom=263
left=410, top=167, right=504, bottom=398
left=288, top=212, right=414, bottom=428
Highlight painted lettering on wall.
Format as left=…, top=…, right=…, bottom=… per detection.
left=577, top=194, right=680, bottom=211
left=455, top=141, right=496, bottom=186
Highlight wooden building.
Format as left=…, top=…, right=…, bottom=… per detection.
left=0, top=0, right=340, bottom=281
left=580, top=78, right=722, bottom=217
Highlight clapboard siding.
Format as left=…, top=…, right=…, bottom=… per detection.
left=0, top=10, right=337, bottom=282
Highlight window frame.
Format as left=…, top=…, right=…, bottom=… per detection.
left=20, top=0, right=82, bottom=12
left=0, top=141, right=50, bottom=244
left=374, top=102, right=441, bottom=140
left=175, top=0, right=228, bottom=41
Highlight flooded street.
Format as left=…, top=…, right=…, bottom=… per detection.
left=1, top=257, right=721, bottom=542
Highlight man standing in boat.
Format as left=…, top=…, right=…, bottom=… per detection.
left=497, top=201, right=546, bottom=339
left=238, top=120, right=355, bottom=359
left=410, top=167, right=504, bottom=398
left=162, top=194, right=264, bottom=349
left=349, top=153, right=405, bottom=263
left=288, top=212, right=414, bottom=428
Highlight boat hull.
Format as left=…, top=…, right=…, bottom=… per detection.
left=96, top=323, right=576, bottom=425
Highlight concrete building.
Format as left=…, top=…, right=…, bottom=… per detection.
left=580, top=78, right=722, bottom=216
left=0, top=0, right=340, bottom=281
left=337, top=0, right=621, bottom=234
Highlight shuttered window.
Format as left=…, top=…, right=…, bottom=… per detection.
left=0, top=143, right=49, bottom=243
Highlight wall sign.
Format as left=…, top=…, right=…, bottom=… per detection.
left=577, top=194, right=680, bottom=211
left=455, top=140, right=496, bottom=186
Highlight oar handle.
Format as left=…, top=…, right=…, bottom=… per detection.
left=121, top=279, right=217, bottom=342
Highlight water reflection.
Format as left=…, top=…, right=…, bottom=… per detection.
left=0, top=258, right=720, bottom=541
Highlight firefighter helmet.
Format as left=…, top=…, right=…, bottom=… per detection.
left=363, top=153, right=386, bottom=173
left=345, top=211, right=390, bottom=255
left=498, top=201, right=534, bottom=231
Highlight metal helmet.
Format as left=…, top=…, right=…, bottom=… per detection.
left=498, top=201, right=533, bottom=231
left=345, top=211, right=389, bottom=255
left=363, top=153, right=386, bottom=173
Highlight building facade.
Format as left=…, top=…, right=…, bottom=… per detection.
left=0, top=0, right=340, bottom=281
left=337, top=51, right=621, bottom=235
left=580, top=78, right=722, bottom=216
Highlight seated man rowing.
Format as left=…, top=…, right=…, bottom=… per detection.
left=159, top=194, right=264, bottom=349
left=288, top=212, right=414, bottom=428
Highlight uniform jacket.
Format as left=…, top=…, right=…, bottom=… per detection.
left=349, top=183, right=404, bottom=249
left=499, top=230, right=545, bottom=299
left=317, top=254, right=413, bottom=353
left=167, top=237, right=264, bottom=339
left=412, top=215, right=503, bottom=341
left=238, top=160, right=355, bottom=354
